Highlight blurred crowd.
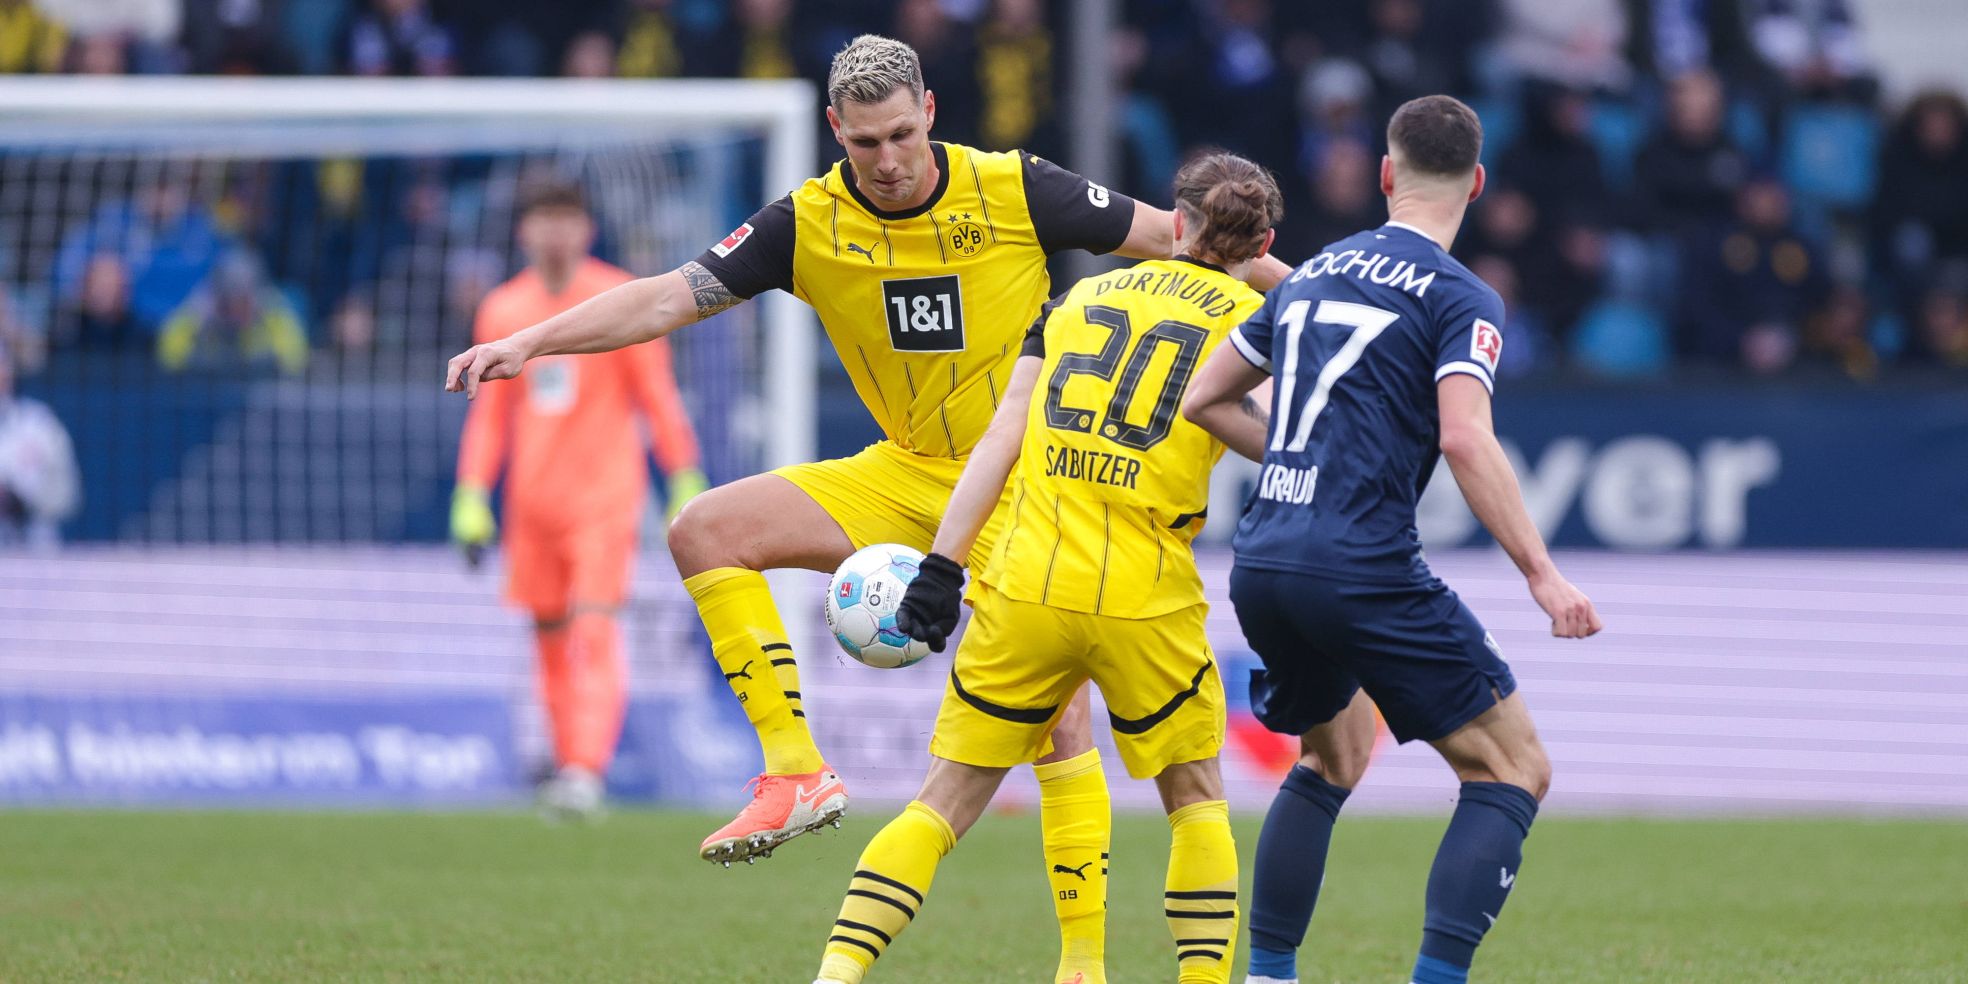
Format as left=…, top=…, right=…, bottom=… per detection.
left=2, top=0, right=1965, bottom=381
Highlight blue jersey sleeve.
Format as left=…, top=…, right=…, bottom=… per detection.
left=1431, top=286, right=1507, bottom=394
left=1228, top=288, right=1281, bottom=370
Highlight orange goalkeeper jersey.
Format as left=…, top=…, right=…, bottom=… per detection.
left=456, top=258, right=700, bottom=531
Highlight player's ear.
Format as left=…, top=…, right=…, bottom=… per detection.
left=1380, top=155, right=1395, bottom=197
left=826, top=104, right=844, bottom=146
left=922, top=89, right=937, bottom=131
left=1256, top=227, right=1276, bottom=259
left=1171, top=207, right=1185, bottom=244
left=1468, top=163, right=1487, bottom=204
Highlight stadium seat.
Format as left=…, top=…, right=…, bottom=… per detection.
left=1571, top=299, right=1670, bottom=377
left=1468, top=96, right=1522, bottom=167
left=1781, top=105, right=1880, bottom=212
left=1589, top=100, right=1648, bottom=193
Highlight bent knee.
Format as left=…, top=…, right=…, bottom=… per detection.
left=1297, top=746, right=1369, bottom=789
left=666, top=489, right=754, bottom=574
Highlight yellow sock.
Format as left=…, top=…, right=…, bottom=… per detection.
left=1035, top=747, right=1110, bottom=983
left=818, top=801, right=956, bottom=984
left=683, top=567, right=823, bottom=775
left=1165, top=799, right=1238, bottom=984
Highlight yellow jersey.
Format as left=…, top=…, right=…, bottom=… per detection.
left=981, top=257, right=1263, bottom=619
left=693, top=142, right=1137, bottom=458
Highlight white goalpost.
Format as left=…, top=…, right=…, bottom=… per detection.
left=0, top=75, right=819, bottom=473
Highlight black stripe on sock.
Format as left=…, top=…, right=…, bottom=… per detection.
left=791, top=710, right=807, bottom=718
left=1176, top=949, right=1225, bottom=962
left=853, top=869, right=926, bottom=905
left=835, top=919, right=893, bottom=945
left=829, top=935, right=882, bottom=958
left=1165, top=909, right=1237, bottom=919
left=1165, top=890, right=1238, bottom=900
left=762, top=643, right=793, bottom=653
left=771, top=657, right=798, bottom=667
left=784, top=690, right=801, bottom=699
left=846, top=889, right=916, bottom=920
left=1174, top=938, right=1230, bottom=946
left=1100, top=852, right=1110, bottom=858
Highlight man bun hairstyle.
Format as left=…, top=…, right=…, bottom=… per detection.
left=1173, top=151, right=1284, bottom=265
left=827, top=35, right=925, bottom=109
left=1387, top=94, right=1484, bottom=178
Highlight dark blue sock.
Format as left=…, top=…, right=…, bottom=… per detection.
left=1412, top=782, right=1539, bottom=982
left=1247, top=764, right=1351, bottom=979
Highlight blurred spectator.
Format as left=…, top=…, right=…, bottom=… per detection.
left=1496, top=0, right=1632, bottom=92
left=1625, top=0, right=1761, bottom=82
left=1112, top=26, right=1180, bottom=201
left=1800, top=282, right=1877, bottom=380
left=1909, top=273, right=1968, bottom=367
left=1277, top=137, right=1381, bottom=262
left=1500, top=85, right=1611, bottom=226
left=1296, top=58, right=1377, bottom=179
left=0, top=337, right=81, bottom=551
left=0, top=0, right=68, bottom=74
left=1182, top=0, right=1295, bottom=176
left=53, top=176, right=231, bottom=338
left=181, top=0, right=295, bottom=75
left=1469, top=253, right=1552, bottom=376
left=157, top=250, right=309, bottom=376
left=1742, top=0, right=1874, bottom=102
left=1462, top=182, right=1603, bottom=340
left=1352, top=0, right=1465, bottom=122
left=344, top=0, right=456, bottom=77
left=616, top=0, right=685, bottom=78
left=1634, top=69, right=1752, bottom=236
left=37, top=0, right=181, bottom=72
left=1679, top=175, right=1827, bottom=371
left=66, top=33, right=132, bottom=74
left=894, top=0, right=981, bottom=147
left=1871, top=91, right=1968, bottom=316
left=562, top=29, right=616, bottom=79
left=975, top=0, right=1056, bottom=155
left=696, top=0, right=800, bottom=80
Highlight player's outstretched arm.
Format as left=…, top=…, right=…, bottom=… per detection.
left=1438, top=374, right=1603, bottom=639
left=1182, top=343, right=1273, bottom=462
left=443, top=262, right=738, bottom=399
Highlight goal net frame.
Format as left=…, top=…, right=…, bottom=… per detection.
left=0, top=74, right=821, bottom=470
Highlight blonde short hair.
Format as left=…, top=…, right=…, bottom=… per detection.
left=827, top=35, right=924, bottom=109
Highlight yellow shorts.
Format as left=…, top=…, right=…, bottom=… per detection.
left=930, top=581, right=1226, bottom=779
left=773, top=440, right=1011, bottom=572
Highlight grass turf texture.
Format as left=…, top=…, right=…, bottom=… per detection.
left=1, top=810, right=1962, bottom=982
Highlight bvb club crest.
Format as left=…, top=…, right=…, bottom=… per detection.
left=947, top=214, right=986, bottom=257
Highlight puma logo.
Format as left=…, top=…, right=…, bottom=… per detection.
left=1499, top=867, right=1516, bottom=889
left=724, top=661, right=753, bottom=682
left=845, top=241, right=879, bottom=263
left=1052, top=861, right=1093, bottom=881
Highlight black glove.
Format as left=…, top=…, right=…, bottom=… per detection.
left=894, top=552, right=965, bottom=652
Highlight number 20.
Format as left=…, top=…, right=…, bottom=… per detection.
left=1269, top=299, right=1400, bottom=453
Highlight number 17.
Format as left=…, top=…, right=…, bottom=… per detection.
left=1268, top=299, right=1400, bottom=453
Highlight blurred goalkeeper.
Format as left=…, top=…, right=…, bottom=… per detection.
left=452, top=178, right=707, bottom=820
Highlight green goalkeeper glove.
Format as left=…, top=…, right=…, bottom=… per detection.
left=666, top=467, right=709, bottom=521
left=450, top=484, right=496, bottom=568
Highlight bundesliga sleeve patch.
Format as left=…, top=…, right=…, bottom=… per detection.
left=710, top=222, right=754, bottom=258
left=1471, top=318, right=1502, bottom=374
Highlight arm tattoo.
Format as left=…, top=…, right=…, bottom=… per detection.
left=680, top=261, right=742, bottom=319
left=1239, top=393, right=1270, bottom=429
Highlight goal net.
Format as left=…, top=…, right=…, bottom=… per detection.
left=0, top=76, right=816, bottom=545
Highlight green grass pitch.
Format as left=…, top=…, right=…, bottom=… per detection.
left=1, top=809, right=1962, bottom=982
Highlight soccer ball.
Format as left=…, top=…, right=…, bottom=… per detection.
left=825, top=543, right=934, bottom=669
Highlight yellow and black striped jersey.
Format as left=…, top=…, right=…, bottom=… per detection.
left=979, top=257, right=1264, bottom=618
left=694, top=141, right=1137, bottom=458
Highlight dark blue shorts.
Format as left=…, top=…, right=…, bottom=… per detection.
left=1228, top=565, right=1517, bottom=744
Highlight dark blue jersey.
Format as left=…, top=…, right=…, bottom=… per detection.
left=1228, top=222, right=1505, bottom=583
